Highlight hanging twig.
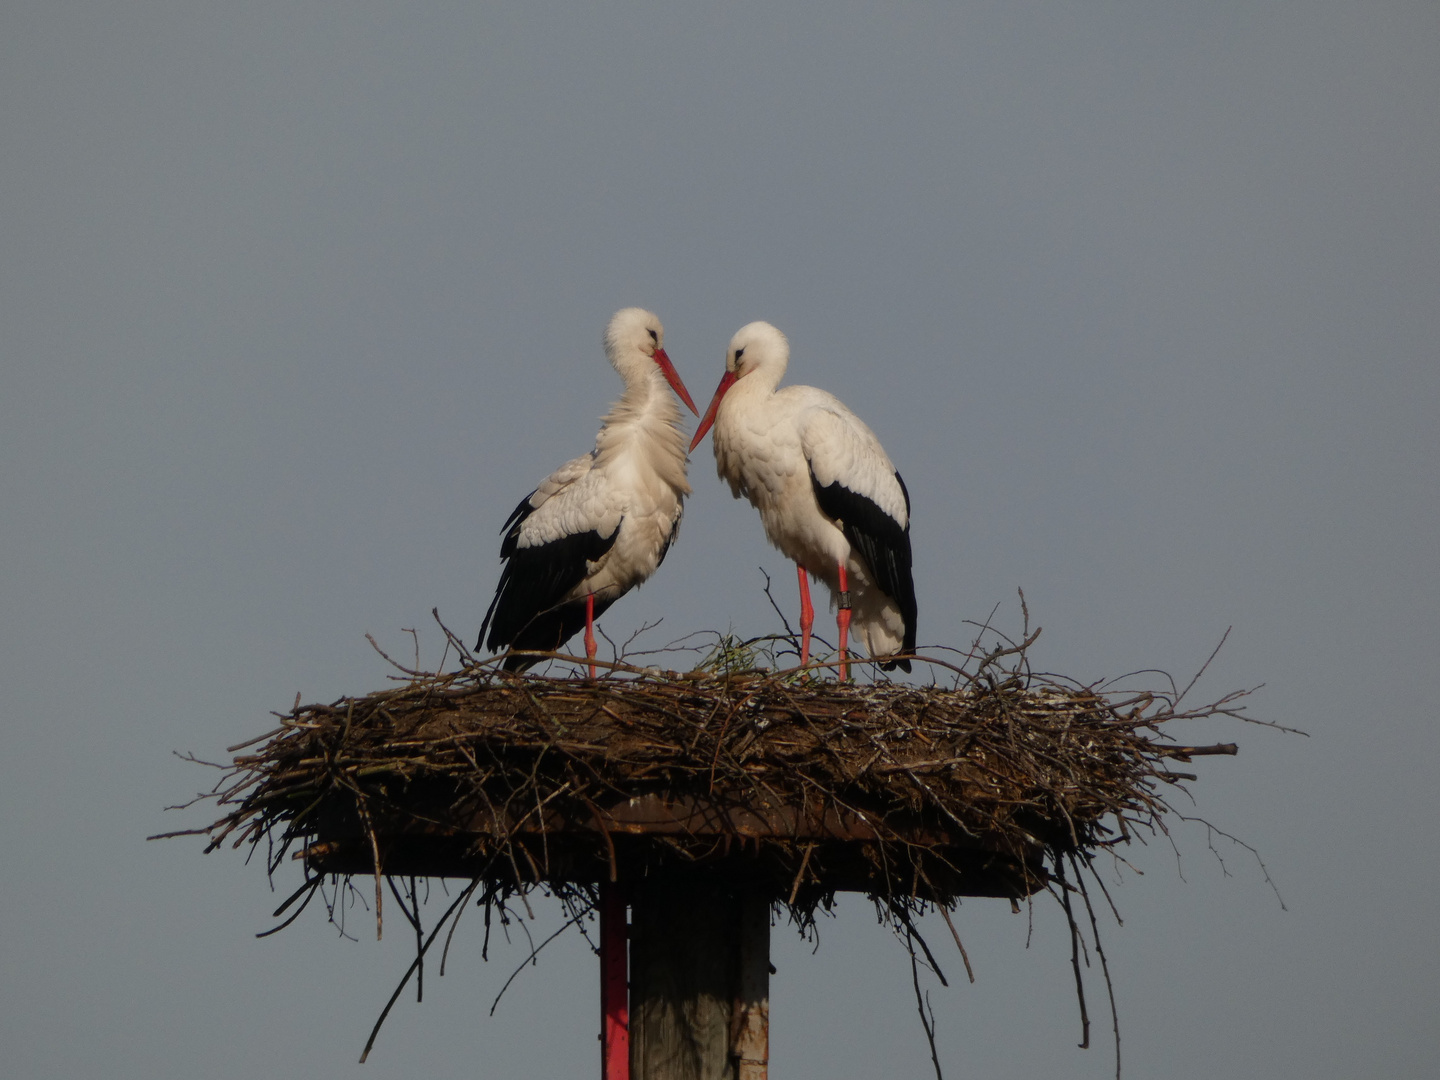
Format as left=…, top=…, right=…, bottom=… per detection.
left=1070, top=854, right=1122, bottom=1079
left=906, top=923, right=946, bottom=1080
left=488, top=906, right=591, bottom=1016
left=357, top=884, right=476, bottom=1063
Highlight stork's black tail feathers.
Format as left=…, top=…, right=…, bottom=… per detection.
left=477, top=492, right=621, bottom=668
left=811, top=469, right=918, bottom=673
left=491, top=596, right=617, bottom=671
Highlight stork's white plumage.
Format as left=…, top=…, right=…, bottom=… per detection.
left=479, top=308, right=699, bottom=673
left=689, top=321, right=917, bottom=676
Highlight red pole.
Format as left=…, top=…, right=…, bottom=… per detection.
left=600, top=881, right=629, bottom=1080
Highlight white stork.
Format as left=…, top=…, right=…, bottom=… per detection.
left=479, top=308, right=699, bottom=675
left=689, top=321, right=916, bottom=678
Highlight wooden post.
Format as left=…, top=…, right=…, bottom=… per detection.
left=733, top=887, right=770, bottom=1080
left=629, top=875, right=770, bottom=1080
left=600, top=881, right=629, bottom=1080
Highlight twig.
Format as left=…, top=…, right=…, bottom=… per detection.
left=906, top=924, right=946, bottom=1080
left=937, top=903, right=975, bottom=984
left=1071, top=854, right=1121, bottom=1079
left=787, top=843, right=815, bottom=906
left=488, top=907, right=589, bottom=1016
left=357, top=884, right=475, bottom=1063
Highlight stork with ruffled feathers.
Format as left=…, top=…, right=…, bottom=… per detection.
left=689, top=321, right=917, bottom=679
left=478, top=308, right=699, bottom=676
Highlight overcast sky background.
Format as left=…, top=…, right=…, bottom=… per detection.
left=3, top=2, right=1437, bottom=1077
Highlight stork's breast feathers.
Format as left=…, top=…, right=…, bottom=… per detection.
left=714, top=414, right=802, bottom=507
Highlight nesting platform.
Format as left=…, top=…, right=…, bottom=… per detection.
left=198, top=653, right=1236, bottom=911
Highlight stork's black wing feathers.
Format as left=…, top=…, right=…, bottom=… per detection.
left=496, top=494, right=533, bottom=552
left=810, top=468, right=917, bottom=672
left=478, top=492, right=621, bottom=664
left=895, top=471, right=911, bottom=519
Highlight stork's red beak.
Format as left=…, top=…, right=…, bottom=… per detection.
left=688, top=370, right=738, bottom=453
left=653, top=347, right=699, bottom=416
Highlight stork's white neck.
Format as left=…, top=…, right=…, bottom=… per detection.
left=609, top=361, right=683, bottom=424
left=595, top=362, right=691, bottom=494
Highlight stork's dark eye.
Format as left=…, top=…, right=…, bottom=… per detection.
left=734, top=347, right=746, bottom=362
left=647, top=329, right=659, bottom=343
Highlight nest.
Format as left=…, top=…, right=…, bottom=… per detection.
left=174, top=623, right=1247, bottom=923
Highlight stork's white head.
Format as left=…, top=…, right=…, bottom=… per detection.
left=725, top=321, right=790, bottom=382
left=603, top=308, right=699, bottom=415
left=689, top=321, right=790, bottom=452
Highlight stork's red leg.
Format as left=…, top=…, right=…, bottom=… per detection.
left=836, top=564, right=851, bottom=682
left=599, top=881, right=629, bottom=1080
left=585, top=592, right=597, bottom=680
left=796, top=565, right=814, bottom=666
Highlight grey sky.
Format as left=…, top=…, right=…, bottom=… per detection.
left=2, top=2, right=1437, bottom=1077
